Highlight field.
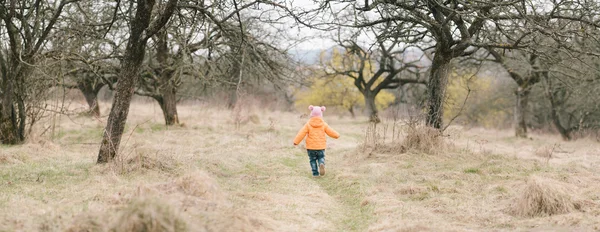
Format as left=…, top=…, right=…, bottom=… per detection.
left=1, top=102, right=600, bottom=231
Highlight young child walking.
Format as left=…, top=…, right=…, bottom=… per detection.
left=293, top=105, right=340, bottom=177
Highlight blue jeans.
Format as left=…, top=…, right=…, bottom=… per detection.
left=307, top=149, right=325, bottom=176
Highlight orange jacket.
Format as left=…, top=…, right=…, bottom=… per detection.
left=293, top=117, right=340, bottom=150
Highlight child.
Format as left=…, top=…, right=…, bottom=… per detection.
left=293, top=105, right=340, bottom=177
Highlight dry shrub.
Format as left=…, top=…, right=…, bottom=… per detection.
left=534, top=145, right=556, bottom=163
left=115, top=152, right=179, bottom=175
left=0, top=153, right=8, bottom=164
left=111, top=198, right=187, bottom=232
left=0, top=151, right=27, bottom=165
left=401, top=125, right=443, bottom=154
left=361, top=122, right=382, bottom=151
left=174, top=171, right=224, bottom=201
left=361, top=122, right=405, bottom=153
left=66, top=214, right=105, bottom=232
left=512, top=176, right=579, bottom=217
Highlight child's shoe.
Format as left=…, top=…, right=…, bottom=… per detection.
left=319, top=163, right=325, bottom=176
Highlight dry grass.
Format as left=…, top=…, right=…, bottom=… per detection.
left=172, top=171, right=224, bottom=201
left=1, top=101, right=600, bottom=231
left=110, top=198, right=187, bottom=232
left=512, top=176, right=579, bottom=218
left=400, top=124, right=444, bottom=154
left=534, top=144, right=556, bottom=164
left=118, top=152, right=180, bottom=175
left=65, top=213, right=105, bottom=232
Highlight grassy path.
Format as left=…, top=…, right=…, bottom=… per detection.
left=283, top=147, right=374, bottom=232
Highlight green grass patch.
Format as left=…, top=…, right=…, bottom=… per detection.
left=0, top=161, right=93, bottom=191
left=56, top=127, right=103, bottom=143
left=315, top=174, right=374, bottom=232
left=281, top=157, right=298, bottom=169
left=464, top=168, right=481, bottom=174
left=150, top=123, right=167, bottom=132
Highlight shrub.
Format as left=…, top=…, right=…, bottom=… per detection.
left=512, top=176, right=578, bottom=217
left=110, top=198, right=187, bottom=232
left=401, top=125, right=443, bottom=155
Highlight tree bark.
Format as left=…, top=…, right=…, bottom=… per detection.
left=549, top=108, right=572, bottom=141
left=227, top=88, right=238, bottom=109
left=543, top=76, right=572, bottom=141
left=97, top=0, right=155, bottom=163
left=158, top=84, right=179, bottom=125
left=514, top=87, right=530, bottom=138
left=426, top=52, right=452, bottom=129
left=0, top=79, right=20, bottom=144
left=0, top=65, right=31, bottom=144
left=364, top=90, right=380, bottom=123
left=78, top=82, right=102, bottom=117
left=348, top=106, right=356, bottom=118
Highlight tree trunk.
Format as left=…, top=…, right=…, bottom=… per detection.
left=0, top=92, right=20, bottom=144
left=158, top=84, right=179, bottom=125
left=549, top=110, right=572, bottom=141
left=97, top=52, right=145, bottom=163
left=364, top=90, right=380, bottom=123
left=348, top=106, right=356, bottom=118
left=1, top=68, right=28, bottom=144
left=78, top=82, right=102, bottom=117
left=227, top=88, right=238, bottom=109
left=514, top=87, right=530, bottom=138
left=543, top=74, right=572, bottom=141
left=97, top=1, right=155, bottom=163
left=426, top=52, right=452, bottom=129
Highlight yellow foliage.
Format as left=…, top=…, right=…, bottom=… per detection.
left=295, top=75, right=362, bottom=110
left=444, top=72, right=512, bottom=128
left=295, top=48, right=395, bottom=113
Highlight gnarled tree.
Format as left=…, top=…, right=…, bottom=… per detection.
left=324, top=38, right=427, bottom=122
left=97, top=0, right=179, bottom=163
left=1, top=0, right=80, bottom=144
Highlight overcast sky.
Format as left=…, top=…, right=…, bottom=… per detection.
left=278, top=0, right=378, bottom=51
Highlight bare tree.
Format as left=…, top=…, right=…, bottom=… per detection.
left=289, top=0, right=600, bottom=129
left=324, top=37, right=427, bottom=122
left=135, top=1, right=293, bottom=125
left=97, top=0, right=179, bottom=163
left=482, top=1, right=600, bottom=138
left=52, top=1, right=123, bottom=117
left=486, top=49, right=541, bottom=138
left=0, top=0, right=81, bottom=144
left=538, top=36, right=600, bottom=141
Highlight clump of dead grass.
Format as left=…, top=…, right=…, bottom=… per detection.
left=401, top=125, right=444, bottom=155
left=534, top=144, right=556, bottom=164
left=174, top=171, right=224, bottom=201
left=110, top=198, right=187, bottom=232
left=65, top=213, right=105, bottom=232
left=0, top=150, right=28, bottom=164
left=511, top=176, right=580, bottom=217
left=112, top=151, right=179, bottom=175
left=0, top=153, right=9, bottom=164
left=360, top=122, right=405, bottom=154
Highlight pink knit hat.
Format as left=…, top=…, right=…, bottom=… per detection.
left=309, top=105, right=326, bottom=118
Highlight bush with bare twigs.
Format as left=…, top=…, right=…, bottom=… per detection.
left=511, top=176, right=580, bottom=217
left=110, top=198, right=187, bottom=232
left=401, top=124, right=444, bottom=155
left=534, top=144, right=556, bottom=164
